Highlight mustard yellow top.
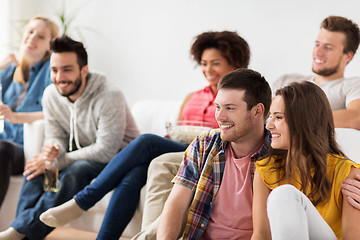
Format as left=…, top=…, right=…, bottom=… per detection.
left=255, top=154, right=360, bottom=240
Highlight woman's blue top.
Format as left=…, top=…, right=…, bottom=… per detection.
left=0, top=59, right=52, bottom=145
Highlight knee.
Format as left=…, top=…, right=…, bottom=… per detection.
left=26, top=174, right=44, bottom=185
left=60, top=161, right=96, bottom=185
left=147, top=157, right=165, bottom=185
left=64, top=160, right=90, bottom=175
left=21, top=175, right=44, bottom=192
left=135, top=134, right=161, bottom=145
left=126, top=134, right=161, bottom=152
left=267, top=184, right=298, bottom=209
left=0, top=140, right=11, bottom=151
left=0, top=141, right=13, bottom=162
left=148, top=153, right=182, bottom=180
left=60, top=170, right=78, bottom=187
left=149, top=154, right=168, bottom=171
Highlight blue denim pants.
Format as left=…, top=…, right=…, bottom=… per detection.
left=11, top=160, right=106, bottom=240
left=74, top=134, right=187, bottom=240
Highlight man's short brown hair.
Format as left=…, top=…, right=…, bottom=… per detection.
left=321, top=16, right=360, bottom=55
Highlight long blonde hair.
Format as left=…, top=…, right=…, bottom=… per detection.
left=13, top=16, right=59, bottom=84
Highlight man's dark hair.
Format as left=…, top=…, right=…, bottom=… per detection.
left=50, top=35, right=88, bottom=69
left=218, top=68, right=272, bottom=117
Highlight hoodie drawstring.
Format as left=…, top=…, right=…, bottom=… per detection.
left=69, top=106, right=82, bottom=151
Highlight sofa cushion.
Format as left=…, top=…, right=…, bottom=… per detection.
left=131, top=100, right=182, bottom=136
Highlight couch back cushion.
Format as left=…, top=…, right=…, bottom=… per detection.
left=335, top=128, right=360, bottom=163
left=131, top=100, right=182, bottom=136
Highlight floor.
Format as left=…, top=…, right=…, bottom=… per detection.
left=44, top=227, right=130, bottom=240
left=44, top=227, right=97, bottom=240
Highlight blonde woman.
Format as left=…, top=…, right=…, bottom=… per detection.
left=0, top=16, right=58, bottom=208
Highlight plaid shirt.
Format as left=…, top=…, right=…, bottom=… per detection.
left=172, top=128, right=271, bottom=240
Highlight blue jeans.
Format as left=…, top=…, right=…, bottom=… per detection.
left=74, top=134, right=187, bottom=240
left=11, top=160, right=106, bottom=240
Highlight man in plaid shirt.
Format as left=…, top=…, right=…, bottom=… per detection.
left=157, top=68, right=272, bottom=240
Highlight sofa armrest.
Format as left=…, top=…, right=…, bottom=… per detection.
left=23, top=119, right=45, bottom=161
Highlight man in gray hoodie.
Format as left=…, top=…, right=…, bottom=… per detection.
left=0, top=35, right=139, bottom=240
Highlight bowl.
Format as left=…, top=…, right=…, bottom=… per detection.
left=166, top=121, right=213, bottom=145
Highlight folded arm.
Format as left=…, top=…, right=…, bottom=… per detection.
left=0, top=53, right=18, bottom=70
left=333, top=99, right=360, bottom=130
left=0, top=104, right=44, bottom=124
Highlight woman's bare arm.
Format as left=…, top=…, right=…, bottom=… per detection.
left=0, top=104, right=44, bottom=124
left=252, top=170, right=272, bottom=240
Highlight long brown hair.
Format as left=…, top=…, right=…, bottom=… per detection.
left=13, top=16, right=59, bottom=84
left=267, top=81, right=345, bottom=206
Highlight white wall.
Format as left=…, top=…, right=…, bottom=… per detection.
left=0, top=0, right=10, bottom=57
left=5, top=0, right=360, bottom=106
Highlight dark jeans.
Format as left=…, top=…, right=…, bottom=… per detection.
left=0, top=140, right=24, bottom=207
left=11, top=160, right=106, bottom=240
left=74, top=134, right=187, bottom=240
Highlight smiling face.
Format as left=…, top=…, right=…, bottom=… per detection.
left=312, top=28, right=352, bottom=79
left=215, top=88, right=254, bottom=144
left=266, top=95, right=290, bottom=150
left=201, top=48, right=236, bottom=93
left=22, top=19, right=52, bottom=63
left=50, top=52, right=88, bottom=102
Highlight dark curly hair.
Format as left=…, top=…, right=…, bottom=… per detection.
left=190, top=31, right=250, bottom=68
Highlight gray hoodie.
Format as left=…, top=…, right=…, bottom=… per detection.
left=42, top=71, right=139, bottom=170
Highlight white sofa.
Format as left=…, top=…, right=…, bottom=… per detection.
left=0, top=99, right=182, bottom=238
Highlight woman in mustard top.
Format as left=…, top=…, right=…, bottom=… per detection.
left=251, top=81, right=360, bottom=240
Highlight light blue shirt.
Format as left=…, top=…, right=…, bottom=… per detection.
left=0, top=59, right=52, bottom=145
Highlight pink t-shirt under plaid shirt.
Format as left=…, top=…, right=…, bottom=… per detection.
left=173, top=129, right=270, bottom=240
left=202, top=144, right=261, bottom=240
